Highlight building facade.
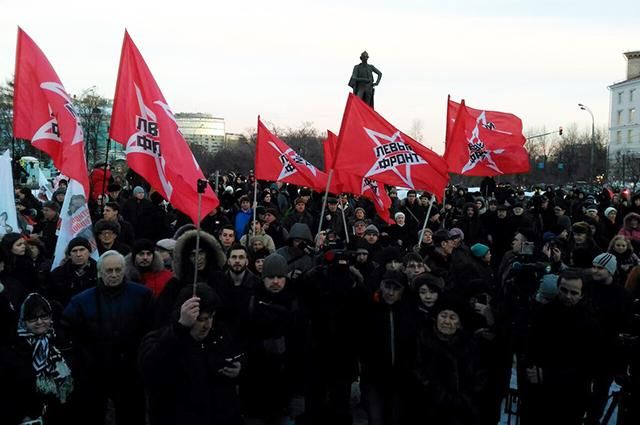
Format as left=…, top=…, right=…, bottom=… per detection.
left=608, top=51, right=640, bottom=178
left=175, top=113, right=226, bottom=153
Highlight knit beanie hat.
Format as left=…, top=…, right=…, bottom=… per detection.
left=132, top=238, right=155, bottom=257
left=133, top=186, right=145, bottom=195
left=262, top=253, right=288, bottom=278
left=593, top=253, right=617, bottom=276
left=364, top=224, right=380, bottom=235
left=66, top=237, right=92, bottom=255
left=470, top=243, right=490, bottom=258
left=381, top=270, right=408, bottom=289
left=536, top=274, right=559, bottom=303
left=604, top=207, right=617, bottom=217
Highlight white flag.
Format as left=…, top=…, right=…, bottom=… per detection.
left=38, top=167, right=54, bottom=199
left=51, top=179, right=99, bottom=269
left=0, top=150, right=19, bottom=237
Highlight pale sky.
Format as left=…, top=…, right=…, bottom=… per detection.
left=2, top=0, right=638, bottom=153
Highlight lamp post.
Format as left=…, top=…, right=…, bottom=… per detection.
left=578, top=103, right=595, bottom=179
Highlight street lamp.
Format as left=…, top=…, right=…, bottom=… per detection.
left=578, top=103, right=595, bottom=179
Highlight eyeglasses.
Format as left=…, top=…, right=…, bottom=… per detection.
left=26, top=314, right=51, bottom=324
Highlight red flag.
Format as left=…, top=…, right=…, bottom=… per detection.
left=13, top=28, right=90, bottom=195
left=333, top=94, right=449, bottom=196
left=255, top=118, right=329, bottom=191
left=325, top=131, right=393, bottom=224
left=109, top=31, right=218, bottom=224
left=445, top=98, right=530, bottom=176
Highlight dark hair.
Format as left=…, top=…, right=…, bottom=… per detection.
left=238, top=195, right=250, bottom=204
left=228, top=243, right=249, bottom=256
left=219, top=225, right=235, bottom=236
left=105, top=202, right=120, bottom=212
left=402, top=252, right=424, bottom=267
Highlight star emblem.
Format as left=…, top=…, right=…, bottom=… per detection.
left=268, top=141, right=317, bottom=182
left=363, top=128, right=427, bottom=189
left=461, top=111, right=506, bottom=174
left=125, top=83, right=173, bottom=199
left=40, top=82, right=84, bottom=145
left=361, top=177, right=384, bottom=207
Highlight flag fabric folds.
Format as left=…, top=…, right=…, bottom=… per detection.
left=445, top=98, right=530, bottom=176
left=13, top=28, right=90, bottom=195
left=255, top=117, right=329, bottom=191
left=109, top=31, right=218, bottom=224
left=333, top=93, right=449, bottom=197
left=324, top=131, right=393, bottom=224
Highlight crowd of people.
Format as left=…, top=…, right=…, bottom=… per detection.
left=1, top=171, right=640, bottom=425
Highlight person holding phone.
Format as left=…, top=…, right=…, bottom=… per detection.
left=139, top=283, right=243, bottom=425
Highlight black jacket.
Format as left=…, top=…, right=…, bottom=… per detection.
left=49, top=258, right=99, bottom=308
left=139, top=322, right=243, bottom=425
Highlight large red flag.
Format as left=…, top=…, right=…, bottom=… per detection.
left=445, top=98, right=530, bottom=176
left=255, top=118, right=329, bottom=191
left=13, top=28, right=90, bottom=195
left=109, top=31, right=218, bottom=223
left=325, top=131, right=393, bottom=224
left=333, top=93, right=449, bottom=197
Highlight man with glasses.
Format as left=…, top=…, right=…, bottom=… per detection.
left=94, top=219, right=131, bottom=256
left=62, top=250, right=154, bottom=425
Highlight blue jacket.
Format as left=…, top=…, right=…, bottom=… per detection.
left=234, top=208, right=253, bottom=237
left=62, top=280, right=155, bottom=375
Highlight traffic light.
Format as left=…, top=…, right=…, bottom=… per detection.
left=559, top=126, right=563, bottom=136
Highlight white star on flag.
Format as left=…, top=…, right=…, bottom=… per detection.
left=461, top=111, right=507, bottom=174
left=363, top=128, right=427, bottom=189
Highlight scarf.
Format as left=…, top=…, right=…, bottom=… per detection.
left=17, top=294, right=74, bottom=404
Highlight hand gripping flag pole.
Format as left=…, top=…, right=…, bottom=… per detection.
left=192, top=179, right=207, bottom=296
left=418, top=196, right=436, bottom=248
left=316, top=169, right=334, bottom=238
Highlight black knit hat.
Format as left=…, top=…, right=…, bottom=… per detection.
left=262, top=253, right=288, bottom=278
left=132, top=239, right=156, bottom=257
left=66, top=237, right=91, bottom=255
left=173, top=283, right=221, bottom=321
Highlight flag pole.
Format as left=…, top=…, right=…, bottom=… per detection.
left=316, top=169, right=334, bottom=238
left=250, top=177, right=258, bottom=247
left=192, top=179, right=206, bottom=297
left=441, top=188, right=447, bottom=229
left=418, top=195, right=435, bottom=248
left=340, top=198, right=350, bottom=244
left=100, top=136, right=111, bottom=214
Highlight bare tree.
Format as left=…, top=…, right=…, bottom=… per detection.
left=409, top=119, right=424, bottom=143
left=74, top=87, right=111, bottom=166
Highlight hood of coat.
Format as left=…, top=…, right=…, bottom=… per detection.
left=124, top=251, right=166, bottom=282
left=623, top=212, right=640, bottom=231
left=172, top=230, right=226, bottom=280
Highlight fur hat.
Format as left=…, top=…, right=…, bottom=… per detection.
left=94, top=219, right=120, bottom=235
left=132, top=239, right=155, bottom=257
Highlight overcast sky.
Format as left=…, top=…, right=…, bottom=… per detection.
left=2, top=0, right=638, bottom=153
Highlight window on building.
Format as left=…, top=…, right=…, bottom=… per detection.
left=628, top=129, right=634, bottom=144
left=617, top=110, right=623, bottom=125
left=616, top=130, right=622, bottom=144
left=619, top=92, right=624, bottom=104
left=631, top=108, right=637, bottom=124
left=631, top=89, right=636, bottom=102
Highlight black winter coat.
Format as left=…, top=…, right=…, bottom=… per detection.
left=139, top=322, right=243, bottom=425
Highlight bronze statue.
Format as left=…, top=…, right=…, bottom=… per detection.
left=348, top=51, right=382, bottom=108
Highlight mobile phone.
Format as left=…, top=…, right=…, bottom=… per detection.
left=225, top=353, right=244, bottom=366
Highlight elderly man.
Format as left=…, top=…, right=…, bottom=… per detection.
left=94, top=218, right=131, bottom=256
left=62, top=250, right=155, bottom=425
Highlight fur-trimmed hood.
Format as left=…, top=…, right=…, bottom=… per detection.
left=623, top=212, right=640, bottom=230
left=172, top=230, right=226, bottom=280
left=124, top=252, right=166, bottom=283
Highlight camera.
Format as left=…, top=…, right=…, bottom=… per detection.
left=197, top=179, right=208, bottom=194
